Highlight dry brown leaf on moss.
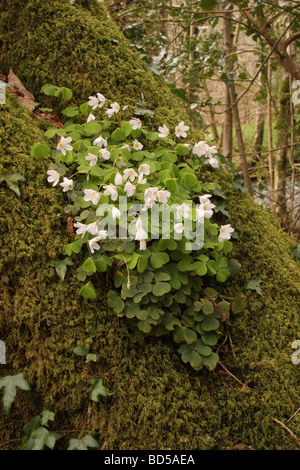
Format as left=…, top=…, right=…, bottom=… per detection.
left=7, top=69, right=36, bottom=113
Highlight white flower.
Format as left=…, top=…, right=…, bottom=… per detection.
left=89, top=231, right=107, bottom=253
left=57, top=136, right=73, bottom=156
left=135, top=218, right=147, bottom=241
left=74, top=222, right=88, bottom=237
left=114, top=172, right=123, bottom=185
left=105, top=102, right=120, bottom=118
left=194, top=207, right=205, bottom=224
left=129, top=117, right=142, bottom=130
left=103, top=184, right=118, bottom=201
left=208, top=157, right=219, bottom=168
left=86, top=221, right=99, bottom=235
left=121, top=143, right=130, bottom=150
left=47, top=169, right=60, bottom=187
left=174, top=222, right=185, bottom=234
left=157, top=189, right=171, bottom=204
left=138, top=163, right=150, bottom=176
left=60, top=177, right=73, bottom=192
left=175, top=121, right=189, bottom=138
left=139, top=239, right=147, bottom=251
left=193, top=141, right=209, bottom=157
left=115, top=156, right=127, bottom=168
left=87, top=113, right=96, bottom=123
left=88, top=93, right=106, bottom=110
left=124, top=181, right=136, bottom=197
left=85, top=152, right=98, bottom=166
left=123, top=168, right=138, bottom=182
left=206, top=145, right=218, bottom=158
left=111, top=206, right=120, bottom=220
left=93, top=136, right=107, bottom=148
left=133, top=139, right=143, bottom=151
left=83, top=189, right=101, bottom=205
left=218, top=224, right=234, bottom=243
left=122, top=105, right=129, bottom=111
left=184, top=143, right=192, bottom=150
left=137, top=173, right=147, bottom=185
left=199, top=194, right=212, bottom=205
left=98, top=148, right=111, bottom=160
left=158, top=124, right=169, bottom=138
left=144, top=187, right=158, bottom=208
left=176, top=203, right=190, bottom=219
left=200, top=201, right=215, bottom=219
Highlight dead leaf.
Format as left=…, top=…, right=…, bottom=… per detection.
left=32, top=109, right=64, bottom=129
left=8, top=69, right=36, bottom=113
left=241, top=382, right=248, bottom=392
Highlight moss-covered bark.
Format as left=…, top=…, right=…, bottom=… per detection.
left=0, top=0, right=299, bottom=450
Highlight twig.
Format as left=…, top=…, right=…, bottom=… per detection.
left=272, top=418, right=300, bottom=447
left=288, top=407, right=300, bottom=423
left=218, top=362, right=245, bottom=387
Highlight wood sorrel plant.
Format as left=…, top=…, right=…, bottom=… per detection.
left=32, top=86, right=244, bottom=372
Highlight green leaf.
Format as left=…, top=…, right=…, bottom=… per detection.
left=111, top=128, right=126, bottom=141
left=152, top=281, right=171, bottom=297
left=27, top=426, right=62, bottom=450
left=0, top=373, right=30, bottom=413
left=202, top=352, right=219, bottom=370
left=184, top=328, right=197, bottom=344
left=30, top=142, right=50, bottom=159
left=85, top=353, right=97, bottom=363
left=62, top=106, right=79, bottom=117
left=137, top=320, right=152, bottom=333
left=183, top=173, right=197, bottom=188
left=227, top=259, right=241, bottom=276
left=82, top=257, right=97, bottom=273
left=216, top=267, right=230, bottom=283
left=150, top=252, right=170, bottom=269
left=175, top=144, right=189, bottom=156
left=68, top=434, right=99, bottom=450
left=137, top=255, right=148, bottom=273
left=202, top=317, right=220, bottom=332
left=90, top=379, right=114, bottom=401
left=291, top=244, right=300, bottom=262
left=40, top=410, right=55, bottom=427
left=79, top=281, right=97, bottom=300
left=54, top=257, right=73, bottom=281
left=245, top=278, right=262, bottom=296
left=73, top=343, right=90, bottom=356
left=107, top=290, right=125, bottom=314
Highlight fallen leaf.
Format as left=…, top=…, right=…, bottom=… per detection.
left=8, top=69, right=36, bottom=113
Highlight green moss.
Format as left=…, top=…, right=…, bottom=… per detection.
left=0, top=1, right=299, bottom=450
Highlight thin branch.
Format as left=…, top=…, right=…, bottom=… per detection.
left=273, top=418, right=300, bottom=447
left=283, top=31, right=300, bottom=49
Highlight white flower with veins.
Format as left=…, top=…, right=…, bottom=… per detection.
left=123, top=168, right=138, bottom=182
left=208, top=157, right=219, bottom=168
left=176, top=203, right=190, bottom=219
left=174, top=222, right=184, bottom=234
left=103, top=184, right=118, bottom=201
left=199, top=194, right=212, bottom=205
left=139, top=239, right=147, bottom=251
left=98, top=148, right=111, bottom=160
left=114, top=172, right=123, bottom=186
left=129, top=117, right=142, bottom=130
left=93, top=136, right=107, bottom=148
left=193, top=141, right=209, bottom=157
left=83, top=189, right=101, bottom=205
left=87, top=113, right=96, bottom=123
left=133, top=140, right=143, bottom=151
left=137, top=173, right=147, bottom=185
left=47, top=169, right=60, bottom=187
left=206, top=145, right=218, bottom=158
left=86, top=221, right=99, bottom=235
left=135, top=217, right=147, bottom=241
left=74, top=222, right=88, bottom=237
left=175, top=121, right=189, bottom=138
left=124, top=181, right=136, bottom=197
left=158, top=124, right=169, bottom=138
left=88, top=93, right=106, bottom=110
left=60, top=177, right=73, bottom=192
left=105, top=102, right=120, bottom=118
left=111, top=206, right=121, bottom=220
left=89, top=231, right=107, bottom=254
left=57, top=136, right=73, bottom=156
left=157, top=189, right=171, bottom=204
left=85, top=153, right=98, bottom=166
left=219, top=224, right=234, bottom=243
left=138, top=163, right=150, bottom=176
left=200, top=201, right=215, bottom=219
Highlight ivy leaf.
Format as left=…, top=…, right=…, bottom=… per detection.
left=73, top=343, right=90, bottom=356
left=0, top=373, right=30, bottom=413
left=40, top=410, right=55, bottom=427
left=90, top=379, right=114, bottom=402
left=245, top=279, right=262, bottom=296
left=54, top=257, right=73, bottom=281
left=291, top=244, right=300, bottom=262
left=26, top=426, right=62, bottom=450
left=68, top=434, right=99, bottom=450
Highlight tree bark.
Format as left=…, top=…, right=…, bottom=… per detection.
left=274, top=75, right=290, bottom=224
